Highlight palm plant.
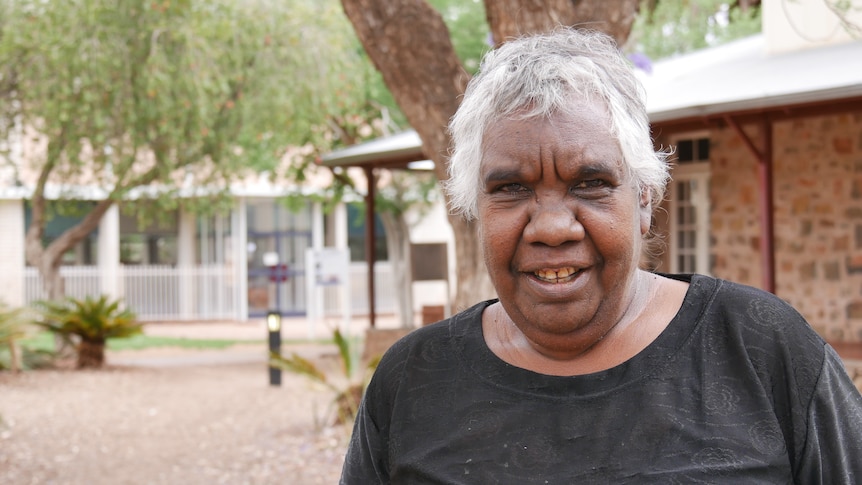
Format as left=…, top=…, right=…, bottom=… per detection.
left=35, top=295, right=142, bottom=369
left=0, top=302, right=34, bottom=372
left=269, top=328, right=380, bottom=425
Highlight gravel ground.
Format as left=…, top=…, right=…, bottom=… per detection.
left=0, top=343, right=350, bottom=485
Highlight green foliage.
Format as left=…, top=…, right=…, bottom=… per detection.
left=35, top=295, right=142, bottom=342
left=0, top=0, right=384, bottom=246
left=428, top=0, right=491, bottom=73
left=0, top=302, right=31, bottom=346
left=282, top=0, right=486, bottom=217
left=628, top=0, right=762, bottom=61
left=34, top=295, right=143, bottom=368
left=0, top=301, right=39, bottom=371
left=20, top=330, right=266, bottom=352
left=270, top=327, right=378, bottom=424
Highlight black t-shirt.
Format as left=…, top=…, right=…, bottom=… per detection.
left=341, top=274, right=862, bottom=484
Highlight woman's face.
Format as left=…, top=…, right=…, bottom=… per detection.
left=477, top=99, right=651, bottom=354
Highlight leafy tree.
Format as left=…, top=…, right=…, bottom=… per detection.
left=339, top=0, right=640, bottom=311
left=0, top=0, right=373, bottom=299
left=628, top=0, right=761, bottom=61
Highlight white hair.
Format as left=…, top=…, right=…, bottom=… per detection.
left=445, top=28, right=670, bottom=221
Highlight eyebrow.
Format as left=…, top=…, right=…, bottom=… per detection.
left=576, top=163, right=619, bottom=178
left=482, top=168, right=523, bottom=186
left=482, top=161, right=620, bottom=186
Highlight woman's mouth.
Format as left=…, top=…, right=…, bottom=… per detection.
left=534, top=267, right=578, bottom=283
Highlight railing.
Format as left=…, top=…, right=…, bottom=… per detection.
left=24, top=265, right=239, bottom=321
left=23, top=262, right=396, bottom=321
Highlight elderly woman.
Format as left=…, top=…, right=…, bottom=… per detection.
left=341, top=28, right=862, bottom=483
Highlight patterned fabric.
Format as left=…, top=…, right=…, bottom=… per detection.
left=341, top=274, right=862, bottom=484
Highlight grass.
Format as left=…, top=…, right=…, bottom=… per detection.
left=19, top=331, right=267, bottom=353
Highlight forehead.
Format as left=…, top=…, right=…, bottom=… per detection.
left=479, top=100, right=623, bottom=173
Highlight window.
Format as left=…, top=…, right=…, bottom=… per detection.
left=670, top=134, right=711, bottom=274
left=119, top=207, right=179, bottom=265
left=347, top=203, right=388, bottom=262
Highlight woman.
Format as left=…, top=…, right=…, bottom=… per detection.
left=341, top=28, right=862, bottom=484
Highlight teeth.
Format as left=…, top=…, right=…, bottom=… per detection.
left=534, top=267, right=577, bottom=281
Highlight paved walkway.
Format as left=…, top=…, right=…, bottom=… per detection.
left=108, top=314, right=405, bottom=368
left=139, top=314, right=403, bottom=342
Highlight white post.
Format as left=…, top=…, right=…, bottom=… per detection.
left=231, top=198, right=248, bottom=322
left=334, top=202, right=348, bottom=249
left=0, top=200, right=25, bottom=307
left=98, top=204, right=121, bottom=301
left=177, top=208, right=196, bottom=320
left=307, top=202, right=324, bottom=335
left=333, top=203, right=351, bottom=334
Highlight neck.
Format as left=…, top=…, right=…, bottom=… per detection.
left=486, top=271, right=666, bottom=375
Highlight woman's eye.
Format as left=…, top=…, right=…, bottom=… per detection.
left=498, top=183, right=527, bottom=193
left=573, top=179, right=606, bottom=189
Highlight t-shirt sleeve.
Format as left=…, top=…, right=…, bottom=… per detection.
left=794, top=345, right=862, bottom=484
left=340, top=386, right=389, bottom=484
left=340, top=335, right=411, bottom=485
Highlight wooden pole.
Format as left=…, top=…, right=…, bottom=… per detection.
left=364, top=166, right=377, bottom=328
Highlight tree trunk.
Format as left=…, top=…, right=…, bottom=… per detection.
left=448, top=216, right=497, bottom=312
left=379, top=210, right=414, bottom=328
left=25, top=194, right=117, bottom=300
left=484, top=0, right=640, bottom=47
left=8, top=341, right=21, bottom=373
left=341, top=0, right=639, bottom=310
left=77, top=337, right=106, bottom=369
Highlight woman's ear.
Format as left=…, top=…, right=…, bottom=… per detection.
left=639, top=188, right=652, bottom=235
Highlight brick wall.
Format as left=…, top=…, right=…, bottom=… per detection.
left=710, top=123, right=763, bottom=288
left=710, top=112, right=862, bottom=342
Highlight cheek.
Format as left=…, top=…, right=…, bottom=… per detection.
left=479, top=211, right=518, bottom=265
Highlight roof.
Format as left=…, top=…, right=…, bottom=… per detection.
left=320, top=130, right=425, bottom=168
left=322, top=34, right=862, bottom=166
left=640, top=33, right=862, bottom=123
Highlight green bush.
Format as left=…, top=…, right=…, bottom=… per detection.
left=0, top=302, right=37, bottom=372
left=35, top=295, right=142, bottom=369
left=270, top=328, right=379, bottom=425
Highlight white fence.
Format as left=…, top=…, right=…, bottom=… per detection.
left=24, top=265, right=239, bottom=321
left=23, top=262, right=396, bottom=322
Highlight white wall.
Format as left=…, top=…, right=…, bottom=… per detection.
left=407, top=196, right=456, bottom=315
left=763, top=0, right=862, bottom=54
left=0, top=199, right=25, bottom=307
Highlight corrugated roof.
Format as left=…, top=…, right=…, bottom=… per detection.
left=322, top=34, right=862, bottom=166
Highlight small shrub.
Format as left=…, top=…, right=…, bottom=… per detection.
left=34, top=295, right=142, bottom=369
left=270, top=328, right=379, bottom=425
left=0, top=302, right=36, bottom=372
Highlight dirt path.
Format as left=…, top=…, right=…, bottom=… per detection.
left=0, top=344, right=350, bottom=484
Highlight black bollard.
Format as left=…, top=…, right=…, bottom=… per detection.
left=267, top=310, right=282, bottom=386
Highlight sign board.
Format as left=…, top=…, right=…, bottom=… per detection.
left=305, top=247, right=351, bottom=339
left=309, top=247, right=349, bottom=286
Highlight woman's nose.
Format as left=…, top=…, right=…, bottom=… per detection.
left=523, top=200, right=584, bottom=246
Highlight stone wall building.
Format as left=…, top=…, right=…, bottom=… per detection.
left=653, top=110, right=862, bottom=344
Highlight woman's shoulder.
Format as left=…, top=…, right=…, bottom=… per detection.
left=662, top=273, right=817, bottom=334
left=372, top=300, right=493, bottom=370
left=666, top=273, right=828, bottom=377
